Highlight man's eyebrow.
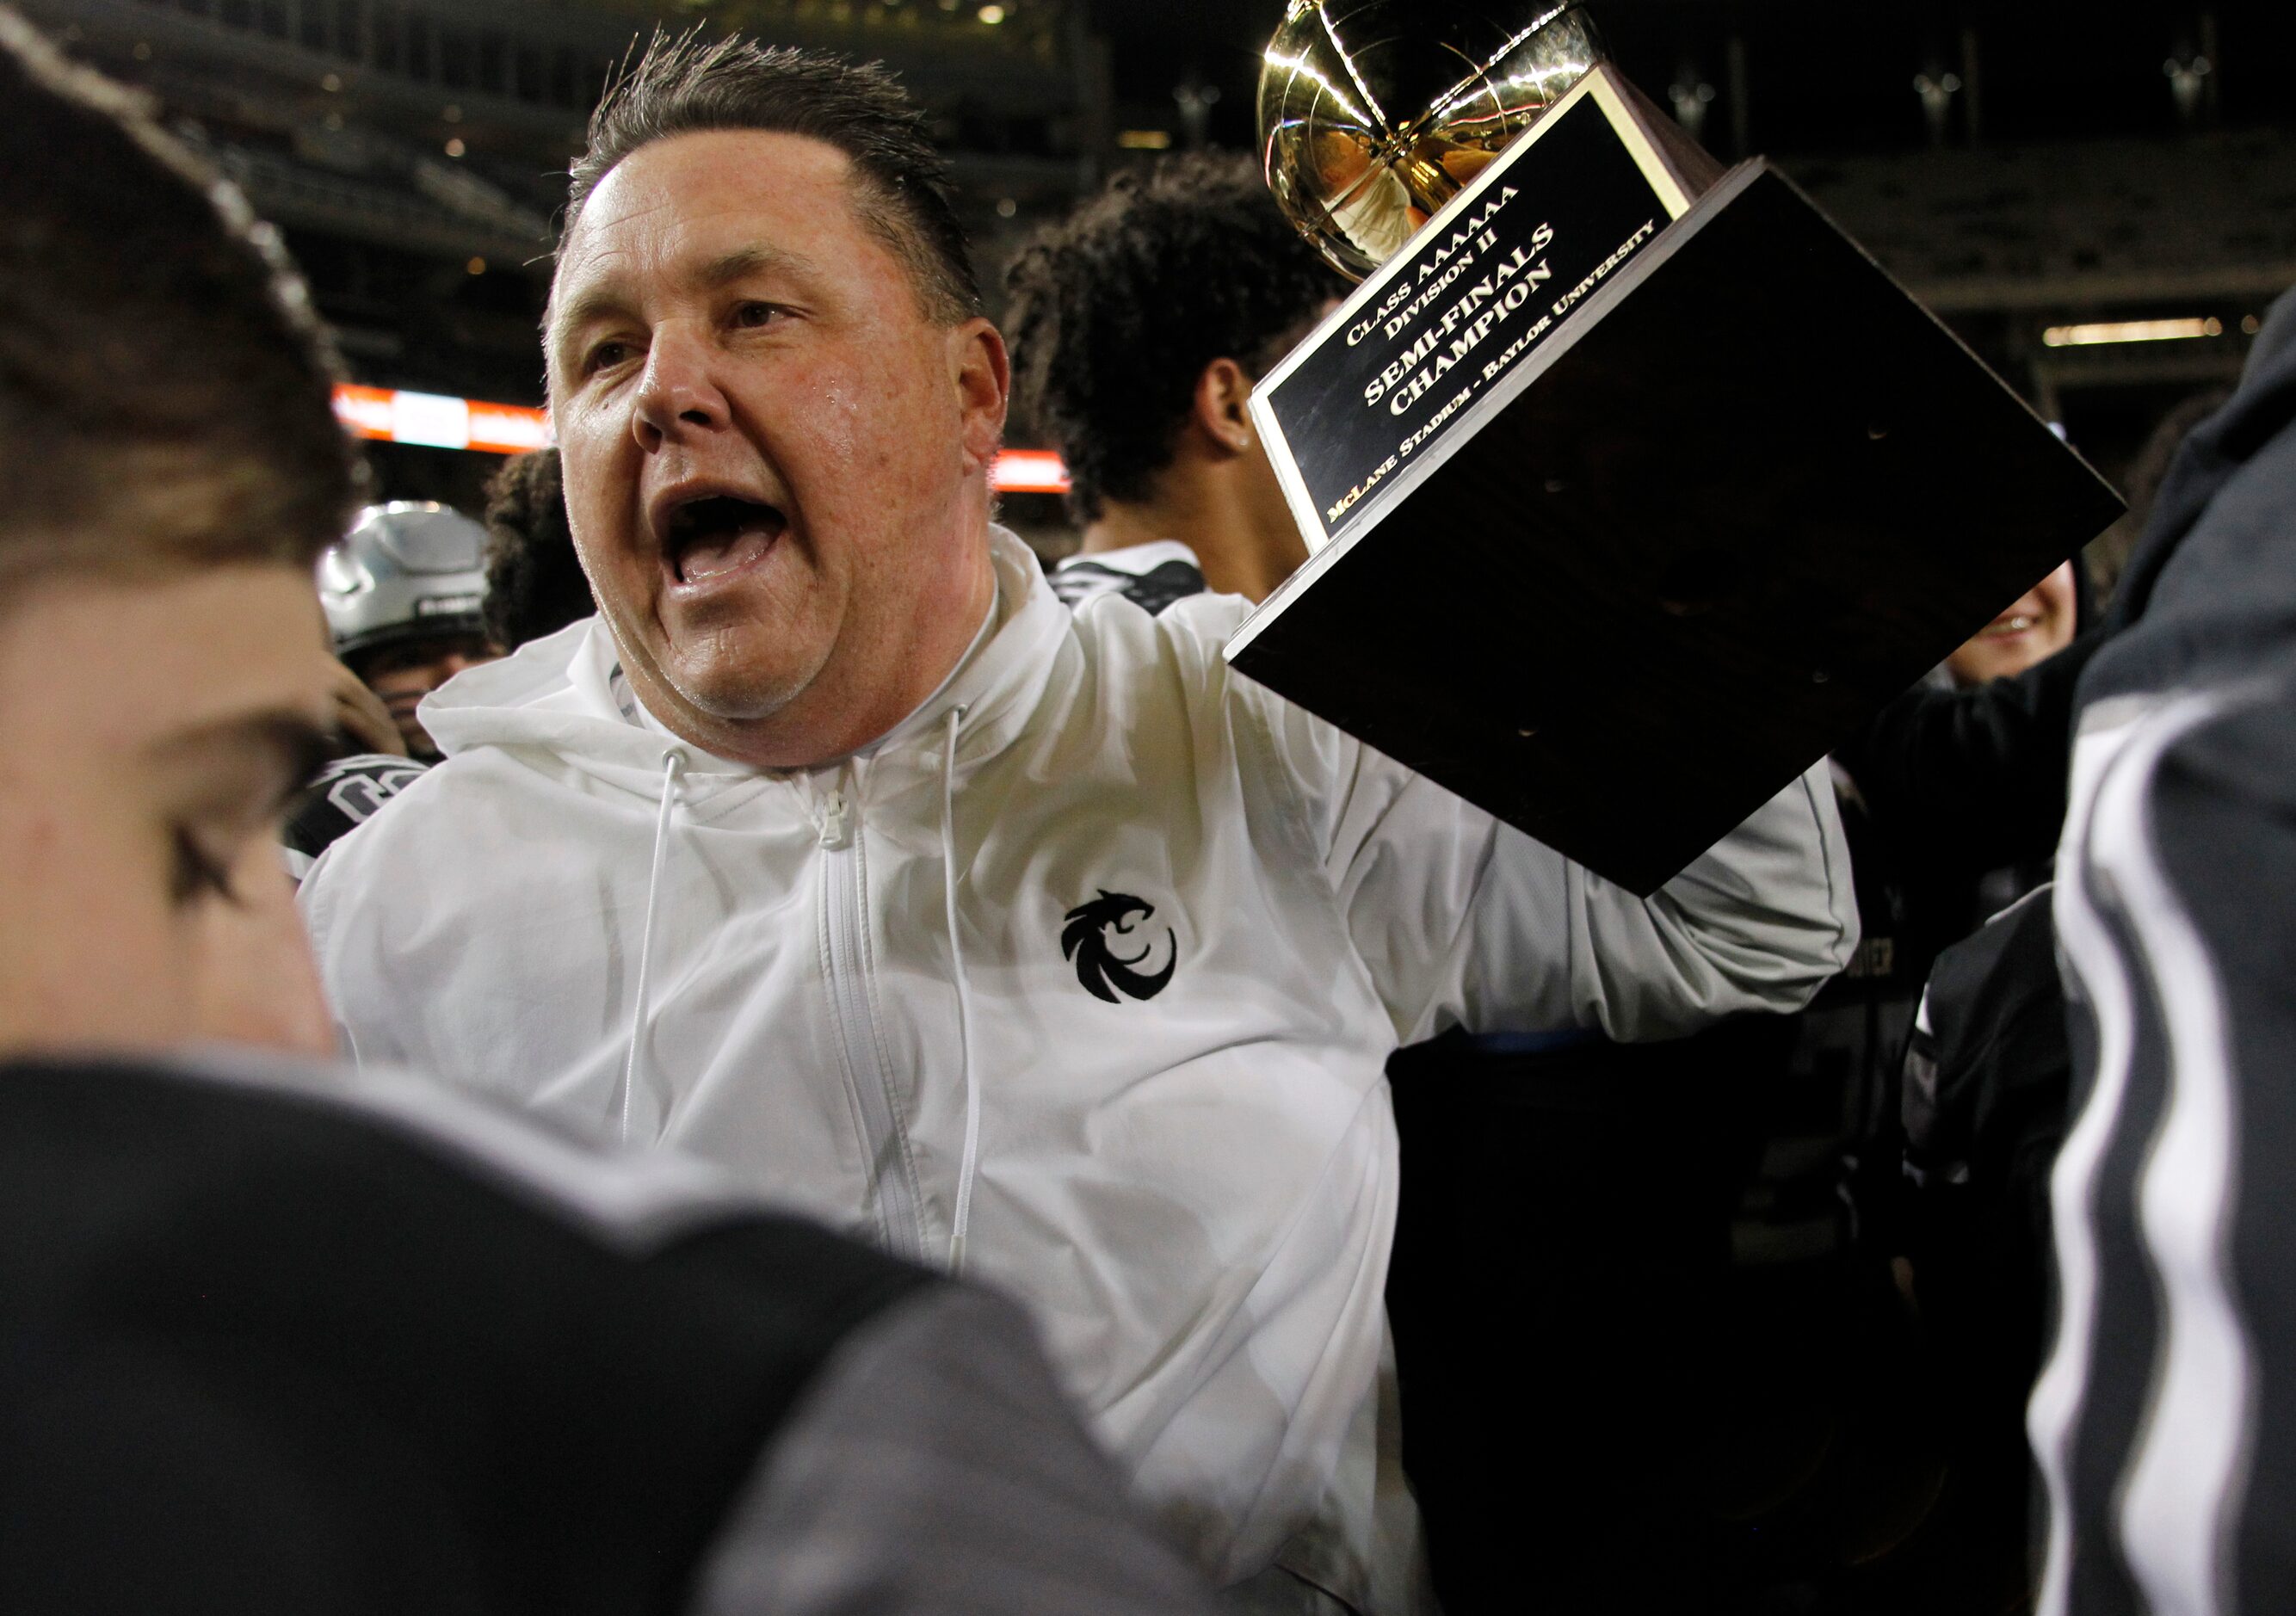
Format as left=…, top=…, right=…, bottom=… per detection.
left=552, top=244, right=822, bottom=348
left=696, top=244, right=817, bottom=290
left=145, top=711, right=337, bottom=814
left=549, top=281, right=626, bottom=351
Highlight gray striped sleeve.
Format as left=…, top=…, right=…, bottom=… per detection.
left=2034, top=678, right=2296, bottom=1616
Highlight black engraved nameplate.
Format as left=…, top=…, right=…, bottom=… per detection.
left=1257, top=68, right=1697, bottom=551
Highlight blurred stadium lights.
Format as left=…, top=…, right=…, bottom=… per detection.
left=334, top=385, right=552, bottom=453
left=991, top=448, right=1071, bottom=495
left=2042, top=317, right=2225, bottom=347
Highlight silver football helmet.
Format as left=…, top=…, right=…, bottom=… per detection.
left=318, top=502, right=491, bottom=663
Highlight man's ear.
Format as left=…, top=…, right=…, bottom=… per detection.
left=1191, top=357, right=1256, bottom=457
left=949, top=318, right=1011, bottom=475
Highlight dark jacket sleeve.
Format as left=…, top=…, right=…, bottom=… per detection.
left=2040, top=671, right=2296, bottom=1616
left=2039, top=282, right=2296, bottom=1616
left=1834, top=631, right=2102, bottom=872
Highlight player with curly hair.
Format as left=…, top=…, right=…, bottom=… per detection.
left=482, top=447, right=597, bottom=651
left=1004, top=153, right=1339, bottom=608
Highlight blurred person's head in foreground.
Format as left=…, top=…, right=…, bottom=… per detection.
left=1943, top=559, right=2079, bottom=687
left=481, top=447, right=596, bottom=651
left=318, top=502, right=500, bottom=759
left=0, top=7, right=358, bottom=1058
left=544, top=29, right=1008, bottom=771
left=1003, top=152, right=1337, bottom=601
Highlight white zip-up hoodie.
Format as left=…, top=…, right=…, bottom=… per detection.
left=302, top=527, right=1856, bottom=1611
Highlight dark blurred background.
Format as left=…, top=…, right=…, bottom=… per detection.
left=21, top=0, right=2293, bottom=539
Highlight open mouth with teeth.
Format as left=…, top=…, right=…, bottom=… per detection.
left=663, top=495, right=787, bottom=586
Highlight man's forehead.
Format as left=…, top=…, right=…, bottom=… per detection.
left=555, top=129, right=861, bottom=301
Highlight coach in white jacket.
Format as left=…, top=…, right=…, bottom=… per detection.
left=303, top=34, right=1855, bottom=1615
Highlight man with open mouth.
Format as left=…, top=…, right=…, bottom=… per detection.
left=300, top=30, right=1859, bottom=1614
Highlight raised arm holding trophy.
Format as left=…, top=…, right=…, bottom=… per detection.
left=1232, top=0, right=2125, bottom=892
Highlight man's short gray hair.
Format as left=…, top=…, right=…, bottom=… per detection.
left=565, top=30, right=981, bottom=325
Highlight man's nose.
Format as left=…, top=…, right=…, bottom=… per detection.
left=632, top=326, right=730, bottom=451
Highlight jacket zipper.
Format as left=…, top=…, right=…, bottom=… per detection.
left=817, top=780, right=929, bottom=1262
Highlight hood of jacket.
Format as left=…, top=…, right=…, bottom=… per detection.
left=2087, top=283, right=2296, bottom=707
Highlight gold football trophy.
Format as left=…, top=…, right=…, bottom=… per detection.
left=1259, top=1, right=1610, bottom=280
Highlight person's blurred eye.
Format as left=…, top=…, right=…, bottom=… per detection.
left=169, top=823, right=243, bottom=910
left=732, top=301, right=790, bottom=330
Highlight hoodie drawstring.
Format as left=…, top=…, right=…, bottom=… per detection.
left=620, top=749, right=686, bottom=1143
left=941, top=705, right=981, bottom=1275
